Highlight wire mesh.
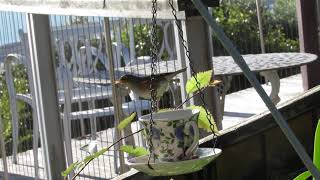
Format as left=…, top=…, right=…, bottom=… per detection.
left=0, top=0, right=306, bottom=179
left=49, top=15, right=180, bottom=179
left=0, top=11, right=47, bottom=179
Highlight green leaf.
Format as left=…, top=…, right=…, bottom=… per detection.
left=62, top=146, right=111, bottom=177
left=118, top=112, right=136, bottom=130
left=120, top=145, right=149, bottom=157
left=61, top=161, right=80, bottom=177
left=187, top=105, right=218, bottom=133
left=314, top=120, right=320, bottom=170
left=293, top=171, right=311, bottom=180
left=294, top=120, right=320, bottom=180
left=186, top=70, right=213, bottom=94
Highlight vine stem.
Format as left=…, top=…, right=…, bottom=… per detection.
left=69, top=129, right=144, bottom=180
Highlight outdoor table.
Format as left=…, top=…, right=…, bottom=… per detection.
left=74, top=52, right=318, bottom=112
left=212, top=52, right=317, bottom=113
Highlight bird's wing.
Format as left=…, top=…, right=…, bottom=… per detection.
left=140, top=78, right=161, bottom=90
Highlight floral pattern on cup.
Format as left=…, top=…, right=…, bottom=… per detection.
left=139, top=109, right=200, bottom=162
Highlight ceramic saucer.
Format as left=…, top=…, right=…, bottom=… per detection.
left=126, top=148, right=222, bottom=176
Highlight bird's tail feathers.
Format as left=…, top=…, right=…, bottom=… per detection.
left=172, top=67, right=187, bottom=76
left=165, top=67, right=187, bottom=80
left=175, top=67, right=187, bottom=74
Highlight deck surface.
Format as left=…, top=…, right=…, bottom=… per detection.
left=0, top=74, right=303, bottom=180
left=222, top=74, right=303, bottom=129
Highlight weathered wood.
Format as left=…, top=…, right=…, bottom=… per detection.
left=207, top=9, right=223, bottom=128
left=0, top=0, right=184, bottom=19
left=173, top=21, right=189, bottom=108
left=203, top=85, right=320, bottom=146
left=181, top=15, right=222, bottom=129
left=296, top=0, right=320, bottom=89
left=191, top=0, right=320, bottom=177
left=120, top=85, right=320, bottom=180
left=59, top=64, right=75, bottom=178
left=26, top=14, right=66, bottom=180
left=103, top=17, right=126, bottom=173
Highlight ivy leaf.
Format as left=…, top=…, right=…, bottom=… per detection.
left=118, top=112, right=136, bottom=130
left=120, top=145, right=149, bottom=157
left=187, top=105, right=218, bottom=133
left=186, top=70, right=213, bottom=95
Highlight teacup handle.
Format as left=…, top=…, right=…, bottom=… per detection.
left=184, top=121, right=199, bottom=157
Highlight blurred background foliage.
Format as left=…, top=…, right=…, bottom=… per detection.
left=0, top=64, right=33, bottom=155
left=212, top=0, right=298, bottom=55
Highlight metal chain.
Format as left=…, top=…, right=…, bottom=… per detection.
left=169, top=0, right=218, bottom=148
left=148, top=0, right=158, bottom=169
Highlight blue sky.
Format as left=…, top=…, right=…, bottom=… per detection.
left=0, top=12, right=27, bottom=46
left=0, top=13, right=70, bottom=46
left=0, top=13, right=106, bottom=46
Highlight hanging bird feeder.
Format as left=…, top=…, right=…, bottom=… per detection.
left=125, top=0, right=222, bottom=176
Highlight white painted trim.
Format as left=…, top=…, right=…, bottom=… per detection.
left=0, top=5, right=185, bottom=20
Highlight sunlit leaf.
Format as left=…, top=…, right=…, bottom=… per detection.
left=62, top=146, right=111, bottom=177
left=187, top=105, right=218, bottom=133
left=120, top=145, right=149, bottom=157
left=293, top=171, right=311, bottom=180
left=118, top=112, right=136, bottom=130
left=314, top=120, right=320, bottom=170
left=294, top=120, right=320, bottom=180
left=61, top=161, right=80, bottom=177
left=186, top=70, right=213, bottom=94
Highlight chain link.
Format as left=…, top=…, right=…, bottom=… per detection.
left=147, top=0, right=159, bottom=169
left=169, top=0, right=218, bottom=148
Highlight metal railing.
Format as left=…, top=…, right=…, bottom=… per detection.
left=0, top=9, right=183, bottom=180
left=0, top=0, right=305, bottom=179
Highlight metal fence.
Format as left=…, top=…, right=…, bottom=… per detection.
left=0, top=0, right=304, bottom=179
left=0, top=12, right=181, bottom=179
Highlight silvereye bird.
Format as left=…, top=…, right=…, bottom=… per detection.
left=115, top=68, right=187, bottom=100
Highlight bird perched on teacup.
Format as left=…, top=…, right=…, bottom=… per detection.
left=115, top=68, right=187, bottom=100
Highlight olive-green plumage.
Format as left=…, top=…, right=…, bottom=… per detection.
left=116, top=68, right=187, bottom=99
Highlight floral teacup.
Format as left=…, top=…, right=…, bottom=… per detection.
left=139, top=109, right=200, bottom=162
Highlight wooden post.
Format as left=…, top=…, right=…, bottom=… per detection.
left=296, top=0, right=320, bottom=90
left=180, top=13, right=222, bottom=129
left=26, top=14, right=66, bottom=180
left=103, top=17, right=127, bottom=173
left=191, top=0, right=320, bottom=177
